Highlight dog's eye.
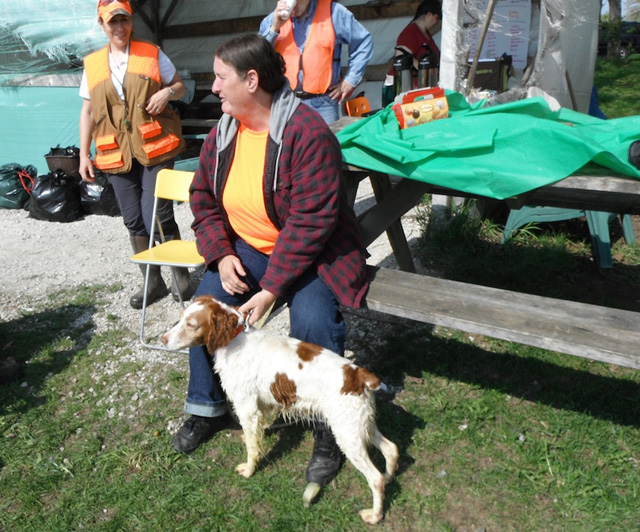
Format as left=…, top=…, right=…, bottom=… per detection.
left=186, top=319, right=199, bottom=330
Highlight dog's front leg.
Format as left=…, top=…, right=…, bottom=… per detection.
left=235, top=408, right=265, bottom=478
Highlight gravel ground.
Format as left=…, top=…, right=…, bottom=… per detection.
left=0, top=182, right=427, bottom=430
left=0, top=180, right=425, bottom=325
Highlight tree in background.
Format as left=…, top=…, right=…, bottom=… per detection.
left=628, top=0, right=640, bottom=21
left=603, top=0, right=623, bottom=58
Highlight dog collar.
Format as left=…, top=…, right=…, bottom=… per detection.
left=234, top=310, right=252, bottom=337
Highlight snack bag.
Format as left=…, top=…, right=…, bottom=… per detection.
left=392, top=87, right=449, bottom=129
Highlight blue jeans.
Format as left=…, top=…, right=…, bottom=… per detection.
left=302, top=94, right=339, bottom=125
left=184, top=239, right=345, bottom=418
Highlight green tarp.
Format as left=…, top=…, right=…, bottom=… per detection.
left=337, top=91, right=640, bottom=200
left=0, top=86, right=81, bottom=174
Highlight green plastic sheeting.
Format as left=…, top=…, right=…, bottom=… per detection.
left=337, top=91, right=640, bottom=200
left=0, top=86, right=81, bottom=175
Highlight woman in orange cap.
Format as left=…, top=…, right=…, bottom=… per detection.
left=78, top=0, right=191, bottom=309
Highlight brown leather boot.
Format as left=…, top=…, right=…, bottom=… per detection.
left=129, top=235, right=168, bottom=309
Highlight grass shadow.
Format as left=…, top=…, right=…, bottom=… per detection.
left=375, top=324, right=640, bottom=429
left=0, top=302, right=97, bottom=417
left=417, top=203, right=640, bottom=311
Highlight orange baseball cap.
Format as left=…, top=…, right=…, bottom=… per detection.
left=98, top=0, right=133, bottom=23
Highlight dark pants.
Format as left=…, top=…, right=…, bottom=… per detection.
left=107, top=158, right=178, bottom=240
left=184, top=238, right=346, bottom=417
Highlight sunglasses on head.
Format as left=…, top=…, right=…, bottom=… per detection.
left=99, top=0, right=130, bottom=7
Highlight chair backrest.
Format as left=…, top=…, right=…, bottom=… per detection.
left=154, top=169, right=195, bottom=202
left=345, top=96, right=372, bottom=117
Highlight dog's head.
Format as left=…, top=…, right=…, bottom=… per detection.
left=162, top=296, right=244, bottom=352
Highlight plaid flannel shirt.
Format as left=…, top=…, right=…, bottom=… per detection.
left=190, top=104, right=368, bottom=308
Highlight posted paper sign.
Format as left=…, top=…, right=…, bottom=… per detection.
left=467, top=0, right=531, bottom=69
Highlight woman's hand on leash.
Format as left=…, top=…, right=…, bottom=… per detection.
left=239, top=290, right=278, bottom=326
left=218, top=255, right=249, bottom=296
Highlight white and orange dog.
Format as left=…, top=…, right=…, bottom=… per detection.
left=162, top=296, right=398, bottom=524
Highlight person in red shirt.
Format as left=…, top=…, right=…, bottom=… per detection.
left=382, top=0, right=442, bottom=105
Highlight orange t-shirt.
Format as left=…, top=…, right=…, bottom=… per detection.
left=222, top=124, right=279, bottom=254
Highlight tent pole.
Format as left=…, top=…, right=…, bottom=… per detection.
left=465, top=0, right=499, bottom=96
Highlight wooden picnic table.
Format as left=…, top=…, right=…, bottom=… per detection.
left=330, top=116, right=640, bottom=272
left=329, top=116, right=640, bottom=368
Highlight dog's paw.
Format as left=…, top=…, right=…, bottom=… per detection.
left=235, top=463, right=255, bottom=478
left=359, top=508, right=382, bottom=525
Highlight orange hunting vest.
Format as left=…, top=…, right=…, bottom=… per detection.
left=84, top=40, right=184, bottom=173
left=275, top=0, right=335, bottom=94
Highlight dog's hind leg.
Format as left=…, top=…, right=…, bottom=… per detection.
left=235, top=407, right=266, bottom=479
left=339, top=435, right=387, bottom=524
left=370, top=426, right=399, bottom=483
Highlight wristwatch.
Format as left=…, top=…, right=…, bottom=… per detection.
left=167, top=86, right=176, bottom=100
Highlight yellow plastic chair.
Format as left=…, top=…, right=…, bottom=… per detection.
left=130, top=168, right=204, bottom=350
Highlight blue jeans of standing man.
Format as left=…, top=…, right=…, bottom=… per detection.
left=184, top=238, right=346, bottom=418
left=302, top=94, right=339, bottom=125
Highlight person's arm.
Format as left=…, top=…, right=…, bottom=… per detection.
left=78, top=98, right=95, bottom=183
left=259, top=2, right=291, bottom=45
left=147, top=51, right=187, bottom=115
left=146, top=71, right=186, bottom=116
left=334, top=5, right=373, bottom=90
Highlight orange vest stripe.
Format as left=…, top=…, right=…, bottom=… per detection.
left=275, top=0, right=334, bottom=93
left=127, top=42, right=161, bottom=82
left=84, top=47, right=110, bottom=92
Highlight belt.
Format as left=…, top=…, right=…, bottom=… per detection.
left=294, top=90, right=326, bottom=100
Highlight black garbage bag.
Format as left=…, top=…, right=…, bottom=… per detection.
left=0, top=163, right=36, bottom=209
left=29, top=169, right=82, bottom=223
left=80, top=170, right=121, bottom=216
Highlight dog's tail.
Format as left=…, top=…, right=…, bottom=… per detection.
left=342, top=365, right=382, bottom=395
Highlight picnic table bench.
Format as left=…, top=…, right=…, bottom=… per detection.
left=365, top=266, right=640, bottom=370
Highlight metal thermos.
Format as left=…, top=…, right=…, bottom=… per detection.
left=417, top=44, right=438, bottom=88
left=392, top=47, right=413, bottom=97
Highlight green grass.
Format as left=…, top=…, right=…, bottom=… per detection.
left=2, top=265, right=640, bottom=530
left=594, top=56, right=640, bottom=117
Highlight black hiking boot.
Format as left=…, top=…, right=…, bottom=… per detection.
left=171, top=414, right=229, bottom=454
left=305, top=423, right=344, bottom=486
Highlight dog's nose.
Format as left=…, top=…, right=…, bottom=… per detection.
left=161, top=334, right=168, bottom=345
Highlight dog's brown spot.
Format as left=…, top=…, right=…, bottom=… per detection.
left=341, top=365, right=381, bottom=395
left=299, top=363, right=303, bottom=370
left=198, top=297, right=241, bottom=353
left=270, top=373, right=298, bottom=408
left=297, top=342, right=322, bottom=362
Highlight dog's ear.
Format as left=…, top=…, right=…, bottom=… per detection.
left=205, top=306, right=241, bottom=353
